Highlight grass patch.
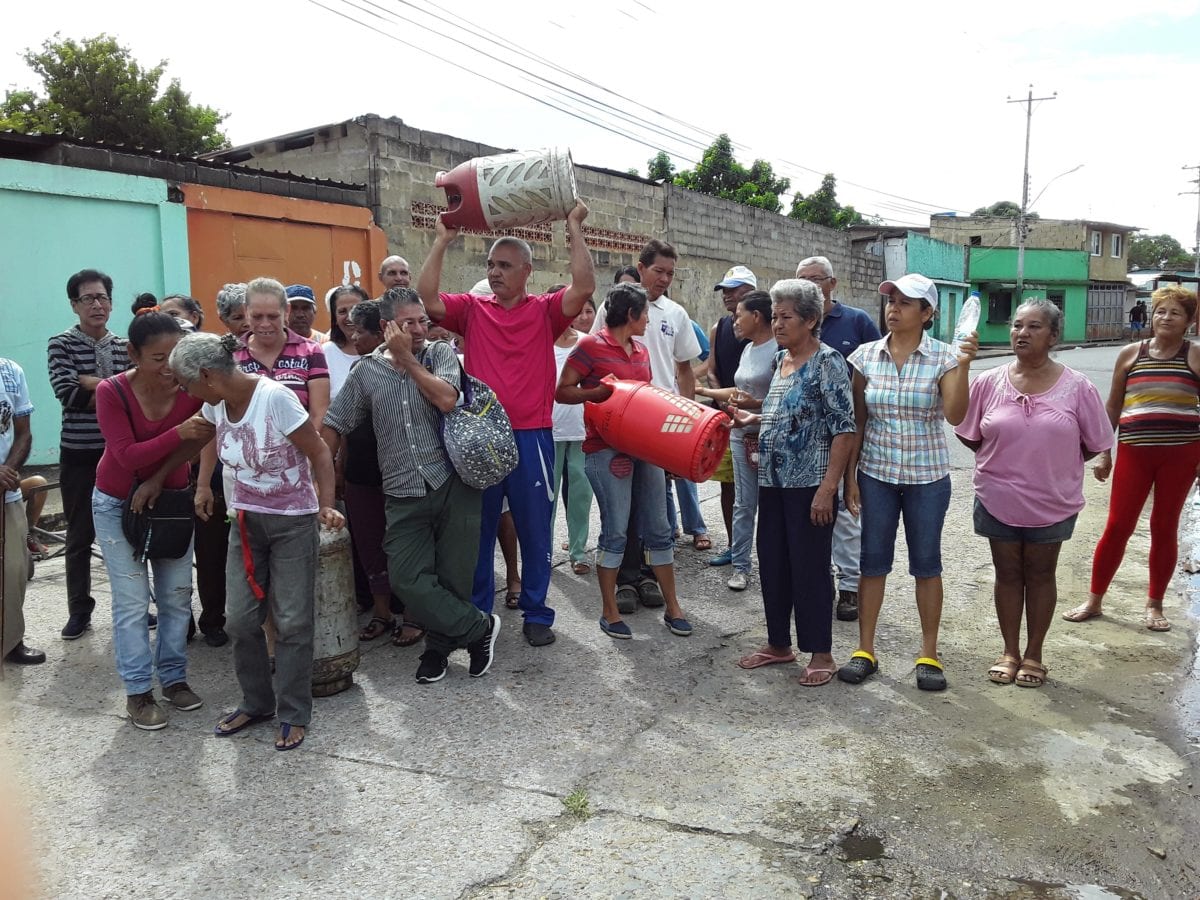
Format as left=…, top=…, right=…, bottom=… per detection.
left=562, top=788, right=592, bottom=820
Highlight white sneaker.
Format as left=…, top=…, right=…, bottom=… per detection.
left=727, top=571, right=748, bottom=591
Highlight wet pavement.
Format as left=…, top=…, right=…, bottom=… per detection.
left=2, top=345, right=1199, bottom=899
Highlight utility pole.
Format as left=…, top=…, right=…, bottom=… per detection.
left=1184, top=164, right=1200, bottom=277
left=1008, top=86, right=1056, bottom=296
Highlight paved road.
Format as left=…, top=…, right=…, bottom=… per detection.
left=3, top=343, right=1198, bottom=899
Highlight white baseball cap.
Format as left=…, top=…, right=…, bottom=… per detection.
left=879, top=273, right=938, bottom=310
left=714, top=265, right=757, bottom=291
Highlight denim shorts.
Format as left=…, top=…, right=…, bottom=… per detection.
left=973, top=497, right=1077, bottom=544
left=858, top=472, right=951, bottom=579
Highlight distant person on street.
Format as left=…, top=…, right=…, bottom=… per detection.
left=48, top=268, right=130, bottom=640
left=1129, top=300, right=1147, bottom=339
left=1065, top=286, right=1200, bottom=634
left=956, top=299, right=1111, bottom=688
left=796, top=255, right=881, bottom=623
left=418, top=200, right=595, bottom=648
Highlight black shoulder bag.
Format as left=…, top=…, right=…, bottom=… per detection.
left=114, top=378, right=196, bottom=562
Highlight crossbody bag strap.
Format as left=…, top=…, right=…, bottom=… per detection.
left=421, top=340, right=472, bottom=407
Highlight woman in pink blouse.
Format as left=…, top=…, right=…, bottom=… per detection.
left=956, top=299, right=1111, bottom=688
left=93, top=311, right=215, bottom=731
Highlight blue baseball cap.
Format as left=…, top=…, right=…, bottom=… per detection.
left=285, top=284, right=316, bottom=305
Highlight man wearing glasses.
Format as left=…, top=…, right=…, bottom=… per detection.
left=48, top=269, right=130, bottom=640
left=795, top=256, right=881, bottom=623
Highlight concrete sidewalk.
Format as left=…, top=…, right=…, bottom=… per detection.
left=2, top=466, right=1198, bottom=899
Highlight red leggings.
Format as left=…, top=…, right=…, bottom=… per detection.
left=1090, top=441, right=1200, bottom=600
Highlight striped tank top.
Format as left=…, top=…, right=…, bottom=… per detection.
left=1118, top=340, right=1200, bottom=446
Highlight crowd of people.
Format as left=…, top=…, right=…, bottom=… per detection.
left=1, top=196, right=1197, bottom=747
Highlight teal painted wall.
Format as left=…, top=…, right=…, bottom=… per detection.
left=904, top=233, right=965, bottom=342
left=967, top=247, right=1089, bottom=344
left=0, top=160, right=191, bottom=464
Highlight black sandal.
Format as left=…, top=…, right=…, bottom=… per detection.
left=392, top=621, right=427, bottom=647
left=915, top=657, right=947, bottom=692
left=359, top=617, right=394, bottom=641
left=837, top=650, right=879, bottom=684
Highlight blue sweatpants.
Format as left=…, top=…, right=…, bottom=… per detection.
left=471, top=428, right=555, bottom=626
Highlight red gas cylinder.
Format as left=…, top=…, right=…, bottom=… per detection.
left=584, top=378, right=731, bottom=482
left=436, top=148, right=578, bottom=231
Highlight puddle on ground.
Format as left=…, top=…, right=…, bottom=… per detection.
left=838, top=832, right=885, bottom=861
left=1006, top=878, right=1145, bottom=899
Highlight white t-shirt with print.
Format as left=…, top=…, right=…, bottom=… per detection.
left=591, top=294, right=701, bottom=391
left=201, top=377, right=316, bottom=515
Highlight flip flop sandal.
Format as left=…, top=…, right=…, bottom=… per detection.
left=915, top=657, right=947, bottom=692
left=837, top=650, right=879, bottom=684
left=392, top=621, right=427, bottom=647
left=1062, top=604, right=1102, bottom=623
left=1145, top=612, right=1171, bottom=632
left=737, top=649, right=797, bottom=669
left=214, top=709, right=274, bottom=737
left=692, top=535, right=713, bottom=551
left=359, top=617, right=394, bottom=641
left=504, top=591, right=521, bottom=610
left=1015, top=659, right=1048, bottom=688
left=795, top=665, right=837, bottom=687
left=572, top=562, right=591, bottom=575
left=275, top=722, right=305, bottom=752
left=988, top=654, right=1021, bottom=685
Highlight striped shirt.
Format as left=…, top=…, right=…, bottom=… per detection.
left=1118, top=340, right=1200, bottom=446
left=0, top=358, right=34, bottom=504
left=565, top=329, right=652, bottom=453
left=849, top=332, right=959, bottom=485
left=47, top=326, right=130, bottom=453
left=234, top=329, right=328, bottom=410
left=322, top=341, right=461, bottom=499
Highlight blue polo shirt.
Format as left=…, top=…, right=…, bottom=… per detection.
left=820, top=301, right=881, bottom=361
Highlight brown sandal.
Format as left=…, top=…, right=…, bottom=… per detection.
left=392, top=621, right=426, bottom=647
left=504, top=591, right=520, bottom=610
left=988, top=654, right=1021, bottom=685
left=359, top=617, right=394, bottom=641
left=1015, top=659, right=1048, bottom=688
left=572, top=561, right=591, bottom=575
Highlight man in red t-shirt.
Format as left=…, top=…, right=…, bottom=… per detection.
left=418, top=201, right=595, bottom=646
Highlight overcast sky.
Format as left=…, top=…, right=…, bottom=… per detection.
left=5, top=0, right=1199, bottom=249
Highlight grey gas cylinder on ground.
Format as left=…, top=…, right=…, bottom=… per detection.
left=312, top=525, right=360, bottom=697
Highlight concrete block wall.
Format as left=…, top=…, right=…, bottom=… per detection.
left=227, top=114, right=882, bottom=326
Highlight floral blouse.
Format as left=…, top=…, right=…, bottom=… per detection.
left=757, top=345, right=856, bottom=489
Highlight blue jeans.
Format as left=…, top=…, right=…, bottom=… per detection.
left=666, top=477, right=707, bottom=536
left=729, top=434, right=760, bottom=573
left=585, top=449, right=674, bottom=569
left=858, top=473, right=951, bottom=578
left=92, top=489, right=193, bottom=696
left=471, top=428, right=555, bottom=626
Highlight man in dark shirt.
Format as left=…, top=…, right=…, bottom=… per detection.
left=48, top=269, right=130, bottom=640
left=796, top=256, right=881, bottom=622
left=704, top=266, right=755, bottom=565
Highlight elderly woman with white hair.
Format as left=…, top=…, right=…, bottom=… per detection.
left=170, top=331, right=344, bottom=751
left=216, top=283, right=250, bottom=338
left=729, top=280, right=855, bottom=685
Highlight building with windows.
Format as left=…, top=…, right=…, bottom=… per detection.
left=929, top=214, right=1138, bottom=340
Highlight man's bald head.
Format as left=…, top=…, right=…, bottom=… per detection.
left=380, top=256, right=412, bottom=289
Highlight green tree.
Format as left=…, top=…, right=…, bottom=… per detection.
left=1128, top=233, right=1195, bottom=270
left=972, top=200, right=1038, bottom=219
left=0, top=34, right=229, bottom=155
left=788, top=173, right=866, bottom=229
left=672, top=135, right=790, bottom=213
left=646, top=150, right=675, bottom=182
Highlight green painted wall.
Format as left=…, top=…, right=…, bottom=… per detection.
left=967, top=247, right=1089, bottom=344
left=0, top=160, right=191, bottom=464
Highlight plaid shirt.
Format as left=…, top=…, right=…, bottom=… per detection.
left=849, top=333, right=958, bottom=485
